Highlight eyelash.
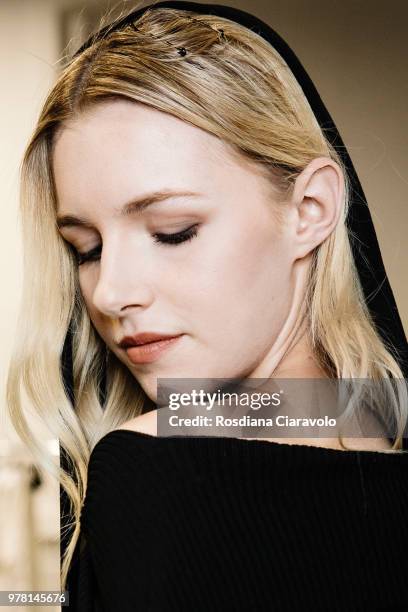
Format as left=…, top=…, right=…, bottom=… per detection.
left=74, top=224, right=199, bottom=266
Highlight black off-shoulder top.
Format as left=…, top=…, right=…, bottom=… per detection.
left=66, top=430, right=408, bottom=611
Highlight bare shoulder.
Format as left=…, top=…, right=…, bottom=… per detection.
left=111, top=414, right=393, bottom=452
left=301, top=436, right=393, bottom=452
left=113, top=409, right=159, bottom=437
left=341, top=436, right=393, bottom=452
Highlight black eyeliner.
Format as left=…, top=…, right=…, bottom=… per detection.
left=153, top=223, right=199, bottom=245
left=75, top=224, right=199, bottom=265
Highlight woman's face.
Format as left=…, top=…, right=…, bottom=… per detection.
left=53, top=100, right=299, bottom=401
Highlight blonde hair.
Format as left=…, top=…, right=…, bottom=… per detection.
left=6, top=3, right=407, bottom=591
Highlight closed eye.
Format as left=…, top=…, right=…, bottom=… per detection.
left=72, top=224, right=200, bottom=266
left=153, top=223, right=199, bottom=246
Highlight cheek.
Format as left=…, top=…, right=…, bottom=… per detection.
left=166, top=217, right=293, bottom=353
left=78, top=272, right=95, bottom=311
left=78, top=273, right=108, bottom=335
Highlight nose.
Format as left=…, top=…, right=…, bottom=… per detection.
left=91, top=241, right=154, bottom=318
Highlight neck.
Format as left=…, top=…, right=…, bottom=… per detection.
left=248, top=255, right=328, bottom=380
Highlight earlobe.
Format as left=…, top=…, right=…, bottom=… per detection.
left=291, top=157, right=344, bottom=259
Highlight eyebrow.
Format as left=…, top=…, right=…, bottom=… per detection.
left=56, top=189, right=202, bottom=229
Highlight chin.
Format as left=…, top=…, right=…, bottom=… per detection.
left=134, top=376, right=158, bottom=404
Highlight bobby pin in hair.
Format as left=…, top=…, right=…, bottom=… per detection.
left=129, top=14, right=226, bottom=56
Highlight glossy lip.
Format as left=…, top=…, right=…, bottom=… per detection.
left=118, top=332, right=184, bottom=365
left=118, top=332, right=183, bottom=348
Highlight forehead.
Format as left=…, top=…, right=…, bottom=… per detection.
left=52, top=99, right=278, bottom=226
left=52, top=101, right=237, bottom=208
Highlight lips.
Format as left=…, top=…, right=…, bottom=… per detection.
left=118, top=332, right=184, bottom=365
left=118, top=332, right=183, bottom=348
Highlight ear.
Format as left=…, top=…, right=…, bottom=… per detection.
left=289, top=157, right=344, bottom=260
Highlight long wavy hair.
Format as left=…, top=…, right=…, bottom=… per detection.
left=6, top=3, right=408, bottom=590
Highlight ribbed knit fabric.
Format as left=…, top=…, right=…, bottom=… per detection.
left=66, top=430, right=408, bottom=611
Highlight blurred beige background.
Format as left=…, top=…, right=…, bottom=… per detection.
left=1, top=0, right=407, bottom=605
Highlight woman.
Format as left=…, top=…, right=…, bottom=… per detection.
left=7, top=1, right=408, bottom=609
